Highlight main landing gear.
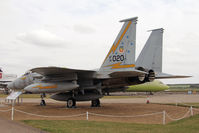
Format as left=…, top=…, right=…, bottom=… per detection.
left=91, top=99, right=100, bottom=107
left=67, top=98, right=76, bottom=108
left=40, top=93, right=46, bottom=106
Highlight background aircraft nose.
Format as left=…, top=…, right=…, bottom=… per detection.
left=7, top=78, right=26, bottom=90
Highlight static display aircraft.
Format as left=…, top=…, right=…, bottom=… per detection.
left=8, top=17, right=189, bottom=108
left=0, top=68, right=17, bottom=94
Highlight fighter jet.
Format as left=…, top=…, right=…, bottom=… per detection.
left=0, top=68, right=17, bottom=94
left=8, top=17, right=189, bottom=108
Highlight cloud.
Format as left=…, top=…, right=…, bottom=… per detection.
left=1, top=0, right=199, bottom=84
left=73, top=24, right=96, bottom=34
left=16, top=29, right=67, bottom=47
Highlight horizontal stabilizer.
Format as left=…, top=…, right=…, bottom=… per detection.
left=155, top=72, right=191, bottom=79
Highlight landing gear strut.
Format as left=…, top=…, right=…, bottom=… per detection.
left=67, top=98, right=76, bottom=108
left=91, top=99, right=100, bottom=107
left=40, top=93, right=46, bottom=106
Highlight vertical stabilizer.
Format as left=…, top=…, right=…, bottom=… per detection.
left=100, top=17, right=138, bottom=72
left=136, top=28, right=163, bottom=72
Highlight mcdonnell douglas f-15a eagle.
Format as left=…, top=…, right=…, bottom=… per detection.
left=8, top=17, right=189, bottom=108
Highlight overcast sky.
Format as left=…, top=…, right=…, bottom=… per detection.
left=0, top=0, right=199, bottom=84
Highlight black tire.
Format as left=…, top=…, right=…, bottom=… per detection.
left=67, top=98, right=76, bottom=108
left=91, top=100, right=97, bottom=107
left=97, top=99, right=100, bottom=107
left=91, top=99, right=100, bottom=107
left=96, top=99, right=100, bottom=107
left=40, top=100, right=46, bottom=106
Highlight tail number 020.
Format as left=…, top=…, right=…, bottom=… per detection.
left=109, top=55, right=124, bottom=62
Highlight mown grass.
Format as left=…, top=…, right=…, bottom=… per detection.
left=23, top=115, right=199, bottom=133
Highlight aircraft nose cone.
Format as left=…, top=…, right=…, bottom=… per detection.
left=7, top=78, right=26, bottom=90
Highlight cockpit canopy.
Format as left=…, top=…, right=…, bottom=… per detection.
left=23, top=71, right=32, bottom=76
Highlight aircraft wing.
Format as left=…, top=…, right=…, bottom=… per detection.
left=155, top=72, right=191, bottom=79
left=31, top=67, right=147, bottom=79
left=30, top=67, right=97, bottom=80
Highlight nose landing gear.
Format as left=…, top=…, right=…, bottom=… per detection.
left=40, top=93, right=46, bottom=106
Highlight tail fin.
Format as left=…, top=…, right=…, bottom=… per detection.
left=100, top=17, right=138, bottom=72
left=136, top=28, right=164, bottom=72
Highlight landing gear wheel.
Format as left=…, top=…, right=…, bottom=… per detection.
left=40, top=93, right=46, bottom=106
left=91, top=99, right=100, bottom=107
left=40, top=100, right=46, bottom=106
left=67, top=98, right=76, bottom=108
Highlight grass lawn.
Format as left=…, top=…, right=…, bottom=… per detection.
left=23, top=115, right=199, bottom=133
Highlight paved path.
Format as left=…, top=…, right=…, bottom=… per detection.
left=0, top=117, right=47, bottom=133
left=102, top=94, right=199, bottom=104
left=1, top=93, right=198, bottom=104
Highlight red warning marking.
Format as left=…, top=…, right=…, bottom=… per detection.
left=0, top=73, right=2, bottom=79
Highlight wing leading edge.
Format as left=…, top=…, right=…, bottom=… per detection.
left=31, top=67, right=96, bottom=76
